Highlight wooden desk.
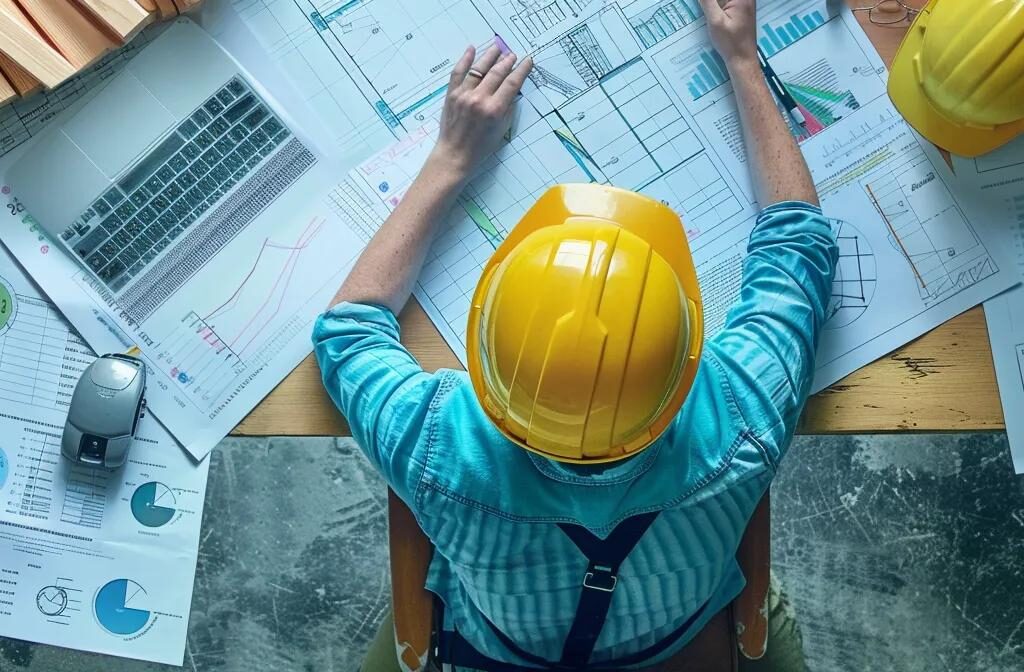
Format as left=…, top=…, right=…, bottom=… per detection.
left=231, top=1, right=1006, bottom=438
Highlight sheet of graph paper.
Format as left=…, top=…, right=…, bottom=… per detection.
left=0, top=243, right=209, bottom=666
left=953, top=139, right=1024, bottom=472
left=318, top=1, right=1018, bottom=393
left=0, top=14, right=365, bottom=461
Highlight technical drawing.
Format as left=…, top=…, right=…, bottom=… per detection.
left=552, top=58, right=704, bottom=190
left=459, top=197, right=505, bottom=249
left=625, top=0, right=701, bottom=49
left=825, top=219, right=876, bottom=330
left=863, top=147, right=997, bottom=307
left=529, top=6, right=641, bottom=108
left=496, top=0, right=600, bottom=46
left=312, top=0, right=495, bottom=127
left=639, top=153, right=744, bottom=242
left=973, top=140, right=1024, bottom=175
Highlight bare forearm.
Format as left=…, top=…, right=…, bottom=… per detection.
left=329, top=153, right=466, bottom=314
left=729, top=59, right=819, bottom=207
left=326, top=45, right=533, bottom=316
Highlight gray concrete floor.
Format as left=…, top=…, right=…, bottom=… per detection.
left=2, top=434, right=1023, bottom=671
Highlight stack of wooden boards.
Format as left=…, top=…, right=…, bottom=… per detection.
left=0, top=0, right=202, bottom=104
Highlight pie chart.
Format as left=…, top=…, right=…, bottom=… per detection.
left=36, top=586, right=68, bottom=616
left=94, top=579, right=150, bottom=635
left=130, top=482, right=177, bottom=527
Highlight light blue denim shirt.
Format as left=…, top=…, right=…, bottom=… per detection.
left=314, top=202, right=837, bottom=667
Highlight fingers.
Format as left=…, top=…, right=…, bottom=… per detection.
left=696, top=0, right=726, bottom=22
left=496, top=56, right=534, bottom=104
left=448, top=46, right=475, bottom=89
left=478, top=52, right=517, bottom=94
left=464, top=45, right=502, bottom=89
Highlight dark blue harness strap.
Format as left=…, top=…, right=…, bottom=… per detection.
left=436, top=510, right=725, bottom=671
left=556, top=511, right=660, bottom=667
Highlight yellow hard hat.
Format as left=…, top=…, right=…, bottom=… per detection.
left=466, top=184, right=703, bottom=465
left=888, top=0, right=1024, bottom=157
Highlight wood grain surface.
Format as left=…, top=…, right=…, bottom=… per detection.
left=231, top=0, right=1007, bottom=438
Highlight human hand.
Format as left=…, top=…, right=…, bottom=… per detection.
left=428, top=45, right=534, bottom=179
left=698, top=0, right=757, bottom=68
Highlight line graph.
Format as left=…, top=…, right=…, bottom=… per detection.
left=153, top=217, right=327, bottom=410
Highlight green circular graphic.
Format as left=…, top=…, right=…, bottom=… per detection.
left=0, top=277, right=14, bottom=335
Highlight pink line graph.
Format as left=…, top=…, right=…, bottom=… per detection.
left=219, top=217, right=325, bottom=357
left=205, top=217, right=321, bottom=323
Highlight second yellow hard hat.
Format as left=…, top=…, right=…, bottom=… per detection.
left=466, top=184, right=703, bottom=465
left=889, top=0, right=1024, bottom=157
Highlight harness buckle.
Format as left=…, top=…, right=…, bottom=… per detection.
left=583, top=565, right=617, bottom=592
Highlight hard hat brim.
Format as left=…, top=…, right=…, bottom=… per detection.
left=888, top=8, right=1024, bottom=159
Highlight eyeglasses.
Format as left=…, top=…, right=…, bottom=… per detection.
left=853, top=0, right=921, bottom=25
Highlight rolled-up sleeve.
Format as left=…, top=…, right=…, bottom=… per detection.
left=313, top=302, right=438, bottom=499
left=708, top=202, right=838, bottom=461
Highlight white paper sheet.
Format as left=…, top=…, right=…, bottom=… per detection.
left=0, top=12, right=366, bottom=460
left=0, top=240, right=208, bottom=665
left=324, top=3, right=1019, bottom=395
left=953, top=138, right=1024, bottom=472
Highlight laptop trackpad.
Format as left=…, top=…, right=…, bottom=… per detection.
left=63, top=71, right=176, bottom=179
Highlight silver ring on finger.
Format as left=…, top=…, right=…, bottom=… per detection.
left=467, top=68, right=485, bottom=79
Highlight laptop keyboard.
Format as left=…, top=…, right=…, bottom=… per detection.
left=61, top=76, right=292, bottom=292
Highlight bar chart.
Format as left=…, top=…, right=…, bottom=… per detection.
left=759, top=10, right=826, bottom=56
left=686, top=48, right=729, bottom=100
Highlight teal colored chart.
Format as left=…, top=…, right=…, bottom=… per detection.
left=94, top=579, right=150, bottom=635
left=130, top=482, right=177, bottom=527
left=0, top=447, right=7, bottom=489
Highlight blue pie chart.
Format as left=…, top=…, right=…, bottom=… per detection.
left=130, top=482, right=176, bottom=527
left=0, top=447, right=7, bottom=490
left=94, top=579, right=150, bottom=635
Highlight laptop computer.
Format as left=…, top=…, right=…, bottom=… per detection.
left=9, top=19, right=317, bottom=324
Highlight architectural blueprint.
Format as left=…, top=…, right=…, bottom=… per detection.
left=0, top=241, right=209, bottom=665
left=305, top=0, right=1018, bottom=393
left=953, top=139, right=1024, bottom=473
